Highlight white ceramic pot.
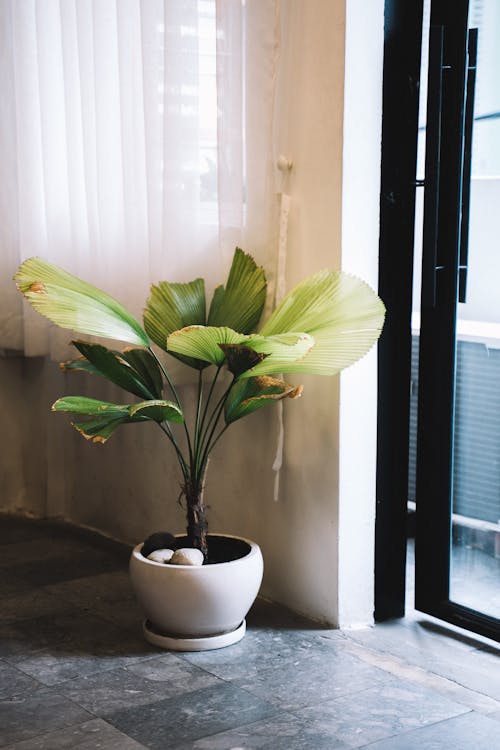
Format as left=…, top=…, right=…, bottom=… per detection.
left=129, top=533, right=263, bottom=651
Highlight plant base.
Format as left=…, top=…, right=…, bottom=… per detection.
left=143, top=618, right=246, bottom=651
left=130, top=534, right=263, bottom=645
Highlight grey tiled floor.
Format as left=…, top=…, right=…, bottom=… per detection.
left=1, top=517, right=499, bottom=749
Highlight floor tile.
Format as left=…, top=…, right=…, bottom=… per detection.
left=0, top=662, right=41, bottom=701
left=0, top=519, right=48, bottom=545
left=0, top=690, right=91, bottom=747
left=44, top=570, right=135, bottom=606
left=246, top=597, right=333, bottom=632
left=231, top=650, right=390, bottom=711
left=181, top=627, right=343, bottom=681
left=0, top=590, right=78, bottom=625
left=58, top=658, right=220, bottom=715
left=8, top=551, right=125, bottom=587
left=345, top=619, right=500, bottom=700
left=0, top=718, right=148, bottom=750
left=9, top=613, right=157, bottom=685
left=89, top=597, right=145, bottom=634
left=0, top=621, right=55, bottom=662
left=0, top=572, right=34, bottom=599
left=170, top=712, right=351, bottom=750
left=360, top=710, right=499, bottom=749
left=342, top=638, right=500, bottom=715
left=44, top=573, right=144, bottom=633
left=344, top=618, right=475, bottom=665
left=0, top=535, right=110, bottom=569
left=106, top=682, right=278, bottom=749
left=294, top=675, right=469, bottom=747
left=418, top=646, right=500, bottom=701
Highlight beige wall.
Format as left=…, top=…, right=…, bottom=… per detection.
left=0, top=0, right=384, bottom=627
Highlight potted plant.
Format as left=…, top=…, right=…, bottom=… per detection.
left=14, top=249, right=385, bottom=650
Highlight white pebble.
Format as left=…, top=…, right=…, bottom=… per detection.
left=147, top=548, right=174, bottom=563
left=170, top=548, right=204, bottom=566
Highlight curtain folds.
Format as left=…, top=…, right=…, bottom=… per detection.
left=0, top=0, right=280, bottom=361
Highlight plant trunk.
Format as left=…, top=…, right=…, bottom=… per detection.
left=184, top=478, right=208, bottom=559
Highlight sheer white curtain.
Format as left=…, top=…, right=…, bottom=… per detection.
left=0, top=0, right=280, bottom=360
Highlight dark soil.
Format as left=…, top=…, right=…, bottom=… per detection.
left=141, top=533, right=251, bottom=565
left=174, top=534, right=251, bottom=565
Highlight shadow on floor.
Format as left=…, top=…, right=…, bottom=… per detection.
left=1, top=514, right=499, bottom=750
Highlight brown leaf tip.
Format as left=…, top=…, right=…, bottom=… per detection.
left=254, top=375, right=280, bottom=388
left=288, top=385, right=304, bottom=400
left=72, top=423, right=93, bottom=440
left=29, top=281, right=46, bottom=294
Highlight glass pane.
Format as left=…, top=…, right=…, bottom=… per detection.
left=408, top=0, right=431, bottom=520
left=449, top=0, right=500, bottom=618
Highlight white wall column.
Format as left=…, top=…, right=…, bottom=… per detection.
left=337, top=0, right=385, bottom=628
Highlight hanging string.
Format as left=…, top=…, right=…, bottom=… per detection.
left=272, top=158, right=292, bottom=501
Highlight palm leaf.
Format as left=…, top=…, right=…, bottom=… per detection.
left=53, top=396, right=183, bottom=444
left=128, top=400, right=184, bottom=423
left=207, top=248, right=267, bottom=333
left=167, top=326, right=315, bottom=374
left=72, top=415, right=129, bottom=444
left=167, top=326, right=251, bottom=367
left=225, top=376, right=303, bottom=423
left=60, top=357, right=101, bottom=377
left=63, top=342, right=160, bottom=400
left=239, top=333, right=315, bottom=378
left=52, top=397, right=130, bottom=416
left=144, top=278, right=207, bottom=369
left=266, top=327, right=380, bottom=376
left=14, top=258, right=149, bottom=346
left=52, top=395, right=182, bottom=420
left=260, top=271, right=385, bottom=375
left=119, top=348, right=164, bottom=399
left=218, top=344, right=269, bottom=377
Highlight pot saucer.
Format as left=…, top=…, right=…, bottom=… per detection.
left=143, top=618, right=246, bottom=651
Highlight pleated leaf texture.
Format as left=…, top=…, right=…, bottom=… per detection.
left=259, top=270, right=386, bottom=375
left=15, top=258, right=149, bottom=347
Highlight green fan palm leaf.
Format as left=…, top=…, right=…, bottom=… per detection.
left=167, top=326, right=252, bottom=367
left=72, top=415, right=130, bottom=443
left=61, top=342, right=162, bottom=401
left=260, top=271, right=385, bottom=375
left=52, top=395, right=182, bottom=421
left=238, top=332, right=315, bottom=378
left=225, top=376, right=303, bottom=423
left=207, top=248, right=267, bottom=333
left=52, top=396, right=183, bottom=444
left=119, top=348, right=164, bottom=399
left=14, top=258, right=149, bottom=346
left=167, top=326, right=315, bottom=374
left=144, top=278, right=207, bottom=369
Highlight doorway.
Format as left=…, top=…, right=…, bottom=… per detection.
left=376, top=0, right=500, bottom=642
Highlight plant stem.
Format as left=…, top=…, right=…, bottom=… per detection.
left=198, top=365, right=221, bottom=437
left=184, top=474, right=208, bottom=557
left=199, top=424, right=229, bottom=478
left=148, top=346, right=194, bottom=467
left=158, top=423, right=188, bottom=480
left=198, top=375, right=234, bottom=458
left=197, top=377, right=235, bottom=480
left=148, top=347, right=181, bottom=408
left=193, top=369, right=204, bottom=478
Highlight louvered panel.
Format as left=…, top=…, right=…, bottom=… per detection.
left=453, top=341, right=500, bottom=523
left=408, top=336, right=420, bottom=503
left=409, top=336, right=500, bottom=524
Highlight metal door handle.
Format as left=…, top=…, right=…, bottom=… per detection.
left=458, top=28, right=478, bottom=304
left=422, top=25, right=445, bottom=308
